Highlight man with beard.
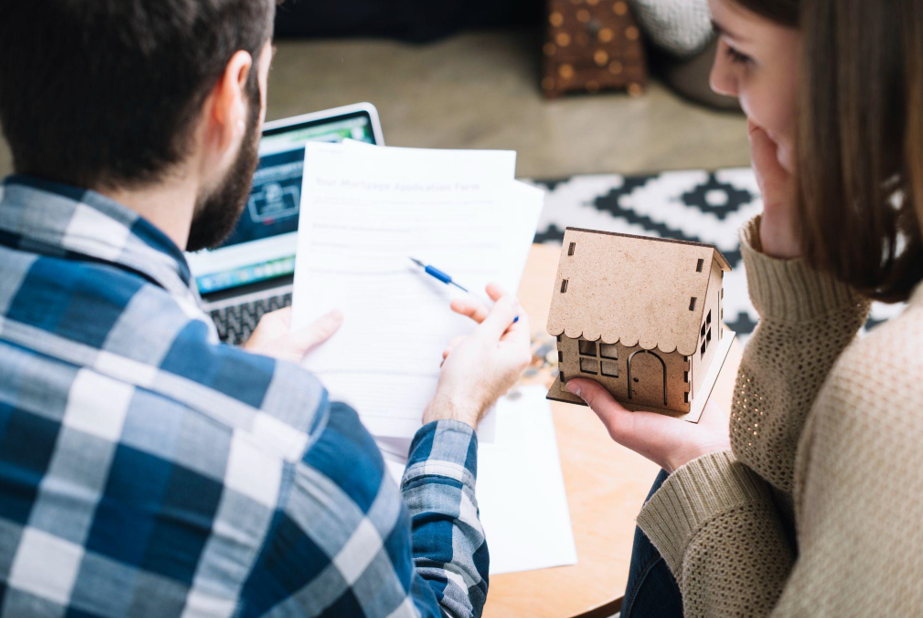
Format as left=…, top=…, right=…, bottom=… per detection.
left=0, top=1, right=531, bottom=616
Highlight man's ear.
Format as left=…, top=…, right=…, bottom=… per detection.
left=207, top=50, right=254, bottom=155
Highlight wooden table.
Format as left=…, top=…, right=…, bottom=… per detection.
left=482, top=244, right=743, bottom=618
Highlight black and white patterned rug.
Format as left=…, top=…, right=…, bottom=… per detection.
left=530, top=169, right=902, bottom=338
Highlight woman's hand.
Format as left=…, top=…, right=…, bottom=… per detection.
left=748, top=119, right=802, bottom=259
left=243, top=307, right=343, bottom=364
left=424, top=284, right=532, bottom=429
left=566, top=378, right=731, bottom=473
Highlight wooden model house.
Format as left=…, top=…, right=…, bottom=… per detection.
left=547, top=228, right=732, bottom=422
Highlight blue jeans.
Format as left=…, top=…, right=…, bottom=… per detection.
left=621, top=470, right=684, bottom=618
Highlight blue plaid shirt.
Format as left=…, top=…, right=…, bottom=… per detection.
left=0, top=176, right=488, bottom=617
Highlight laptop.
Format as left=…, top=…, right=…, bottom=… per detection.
left=187, top=102, right=385, bottom=345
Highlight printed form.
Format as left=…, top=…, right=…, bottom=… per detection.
left=292, top=142, right=543, bottom=442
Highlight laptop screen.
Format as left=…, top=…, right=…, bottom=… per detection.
left=188, top=110, right=378, bottom=296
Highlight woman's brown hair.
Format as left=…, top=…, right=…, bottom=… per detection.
left=734, top=0, right=923, bottom=302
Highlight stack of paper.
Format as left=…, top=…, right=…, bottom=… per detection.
left=385, top=386, right=578, bottom=575
left=292, top=141, right=544, bottom=443
left=293, top=143, right=575, bottom=576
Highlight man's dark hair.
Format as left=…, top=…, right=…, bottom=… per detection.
left=0, top=0, right=276, bottom=189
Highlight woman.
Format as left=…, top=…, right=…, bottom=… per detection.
left=564, top=0, right=923, bottom=614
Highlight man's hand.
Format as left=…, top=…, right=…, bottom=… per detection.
left=243, top=307, right=343, bottom=364
left=566, top=378, right=731, bottom=473
left=424, top=284, right=532, bottom=429
left=748, top=119, right=801, bottom=259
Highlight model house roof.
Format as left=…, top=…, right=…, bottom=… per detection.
left=547, top=228, right=731, bottom=356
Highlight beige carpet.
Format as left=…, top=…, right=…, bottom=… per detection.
left=0, top=30, right=749, bottom=180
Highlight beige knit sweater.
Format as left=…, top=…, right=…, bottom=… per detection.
left=637, top=216, right=923, bottom=616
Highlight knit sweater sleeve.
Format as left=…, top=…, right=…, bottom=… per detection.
left=637, top=450, right=795, bottom=617
left=642, top=302, right=923, bottom=616
left=730, top=216, right=870, bottom=493
left=636, top=216, right=872, bottom=616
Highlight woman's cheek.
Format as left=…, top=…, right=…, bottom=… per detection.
left=742, top=87, right=785, bottom=144
left=776, top=141, right=795, bottom=174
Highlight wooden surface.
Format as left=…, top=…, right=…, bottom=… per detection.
left=482, top=243, right=743, bottom=618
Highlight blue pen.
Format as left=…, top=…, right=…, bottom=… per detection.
left=409, top=257, right=469, bottom=292
left=409, top=257, right=519, bottom=323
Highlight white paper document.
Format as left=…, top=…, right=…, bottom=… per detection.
left=385, top=385, right=578, bottom=576
left=292, top=142, right=544, bottom=440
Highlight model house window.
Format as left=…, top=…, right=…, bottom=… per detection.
left=579, top=339, right=619, bottom=377
left=580, top=357, right=598, bottom=374
left=700, top=310, right=713, bottom=359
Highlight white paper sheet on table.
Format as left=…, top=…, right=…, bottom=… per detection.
left=385, top=385, right=578, bottom=576
left=292, top=141, right=544, bottom=441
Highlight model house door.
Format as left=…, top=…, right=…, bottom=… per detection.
left=628, top=350, right=667, bottom=407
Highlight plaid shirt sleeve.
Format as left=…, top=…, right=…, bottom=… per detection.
left=238, top=398, right=488, bottom=618
left=402, top=421, right=488, bottom=617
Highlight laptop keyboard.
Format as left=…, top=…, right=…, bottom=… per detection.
left=209, top=292, right=293, bottom=346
